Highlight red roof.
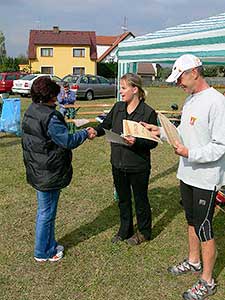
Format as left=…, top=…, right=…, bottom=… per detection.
left=138, top=63, right=156, bottom=75
left=28, top=28, right=97, bottom=60
left=97, top=32, right=134, bottom=62
left=96, top=36, right=118, bottom=45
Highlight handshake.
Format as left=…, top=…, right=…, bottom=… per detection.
left=86, top=127, right=97, bottom=140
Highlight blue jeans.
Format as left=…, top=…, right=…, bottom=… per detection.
left=59, top=106, right=66, bottom=116
left=34, top=190, right=60, bottom=258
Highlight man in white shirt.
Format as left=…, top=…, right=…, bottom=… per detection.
left=142, top=54, right=225, bottom=300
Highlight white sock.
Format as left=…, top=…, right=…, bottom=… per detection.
left=188, top=260, right=201, bottom=267
left=207, top=279, right=215, bottom=287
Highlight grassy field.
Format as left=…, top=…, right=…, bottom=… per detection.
left=0, top=87, right=225, bottom=300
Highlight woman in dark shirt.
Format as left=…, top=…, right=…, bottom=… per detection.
left=95, top=73, right=158, bottom=245
left=22, top=76, right=95, bottom=262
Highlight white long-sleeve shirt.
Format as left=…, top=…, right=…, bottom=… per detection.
left=176, top=87, right=225, bottom=190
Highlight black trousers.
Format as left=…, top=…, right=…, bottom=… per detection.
left=112, top=166, right=151, bottom=240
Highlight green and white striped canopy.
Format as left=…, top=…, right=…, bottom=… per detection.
left=116, top=13, right=225, bottom=99
left=118, top=12, right=225, bottom=66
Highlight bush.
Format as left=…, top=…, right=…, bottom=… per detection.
left=97, top=62, right=117, bottom=78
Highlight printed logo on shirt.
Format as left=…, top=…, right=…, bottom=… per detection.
left=199, top=199, right=206, bottom=206
left=190, top=116, right=197, bottom=125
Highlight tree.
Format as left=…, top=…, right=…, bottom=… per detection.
left=0, top=31, right=7, bottom=59
left=0, top=31, right=20, bottom=71
left=97, top=62, right=118, bottom=78
left=218, top=66, right=225, bottom=77
left=203, top=66, right=219, bottom=77
left=156, top=66, right=172, bottom=80
left=0, top=56, right=19, bottom=72
left=16, top=54, right=29, bottom=64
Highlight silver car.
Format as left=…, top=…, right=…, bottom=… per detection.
left=12, top=74, right=62, bottom=97
left=62, top=74, right=117, bottom=100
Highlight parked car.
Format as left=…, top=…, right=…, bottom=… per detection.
left=0, top=72, right=28, bottom=93
left=12, top=74, right=62, bottom=96
left=61, top=74, right=117, bottom=100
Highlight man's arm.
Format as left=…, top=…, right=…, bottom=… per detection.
left=132, top=110, right=158, bottom=150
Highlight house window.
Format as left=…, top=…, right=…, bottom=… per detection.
left=73, top=48, right=85, bottom=57
left=73, top=67, right=85, bottom=75
left=41, top=66, right=53, bottom=74
left=41, top=48, right=53, bottom=57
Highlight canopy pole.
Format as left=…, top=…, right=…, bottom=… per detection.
left=117, top=62, right=129, bottom=101
left=117, top=62, right=138, bottom=101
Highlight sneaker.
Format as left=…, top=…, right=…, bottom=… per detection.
left=48, top=251, right=63, bottom=262
left=111, top=234, right=124, bottom=244
left=56, top=244, right=64, bottom=252
left=126, top=231, right=149, bottom=246
left=34, top=248, right=64, bottom=262
left=182, top=278, right=217, bottom=300
left=168, top=259, right=202, bottom=276
left=34, top=257, right=48, bottom=262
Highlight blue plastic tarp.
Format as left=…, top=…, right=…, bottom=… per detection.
left=0, top=98, right=21, bottom=136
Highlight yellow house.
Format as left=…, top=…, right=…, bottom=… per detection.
left=28, top=26, right=97, bottom=78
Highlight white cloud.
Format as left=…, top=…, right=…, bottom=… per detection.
left=0, top=0, right=225, bottom=56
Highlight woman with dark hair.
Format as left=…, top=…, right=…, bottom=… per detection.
left=94, top=73, right=158, bottom=245
left=22, top=76, right=96, bottom=262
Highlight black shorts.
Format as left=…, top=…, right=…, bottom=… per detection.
left=180, top=180, right=216, bottom=242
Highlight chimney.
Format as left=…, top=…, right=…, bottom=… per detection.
left=53, top=26, right=59, bottom=33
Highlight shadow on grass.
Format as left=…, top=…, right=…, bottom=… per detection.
left=213, top=209, right=225, bottom=279
left=0, top=133, right=21, bottom=148
left=150, top=185, right=182, bottom=240
left=59, top=163, right=181, bottom=249
left=58, top=202, right=119, bottom=249
left=151, top=162, right=179, bottom=184
left=0, top=139, right=21, bottom=147
left=59, top=185, right=182, bottom=249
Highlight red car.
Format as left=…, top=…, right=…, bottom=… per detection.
left=0, top=72, right=28, bottom=93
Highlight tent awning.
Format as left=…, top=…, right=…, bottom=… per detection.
left=118, top=13, right=225, bottom=64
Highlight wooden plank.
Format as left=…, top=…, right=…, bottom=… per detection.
left=66, top=118, right=97, bottom=123
left=77, top=111, right=107, bottom=115
left=64, top=104, right=181, bottom=115
left=66, top=117, right=180, bottom=123
left=168, top=118, right=181, bottom=121
left=156, top=110, right=182, bottom=115
left=64, top=104, right=113, bottom=109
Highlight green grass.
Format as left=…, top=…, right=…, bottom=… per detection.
left=0, top=87, right=225, bottom=300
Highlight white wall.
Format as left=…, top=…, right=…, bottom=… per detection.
left=96, top=45, right=110, bottom=59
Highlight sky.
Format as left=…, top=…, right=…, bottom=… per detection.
left=0, top=0, right=225, bottom=57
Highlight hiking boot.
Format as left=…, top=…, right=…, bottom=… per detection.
left=168, top=259, right=202, bottom=275
left=182, top=278, right=217, bottom=300
left=126, top=232, right=149, bottom=246
left=111, top=234, right=124, bottom=244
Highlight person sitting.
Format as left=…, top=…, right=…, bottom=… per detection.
left=57, top=82, right=76, bottom=116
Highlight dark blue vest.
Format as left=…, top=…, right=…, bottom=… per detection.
left=22, top=103, right=73, bottom=191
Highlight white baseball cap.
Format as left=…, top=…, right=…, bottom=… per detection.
left=166, top=54, right=202, bottom=83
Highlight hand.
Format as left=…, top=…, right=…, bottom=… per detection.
left=123, top=135, right=136, bottom=146
left=174, top=141, right=188, bottom=157
left=140, top=122, right=160, bottom=137
left=86, top=127, right=97, bottom=140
